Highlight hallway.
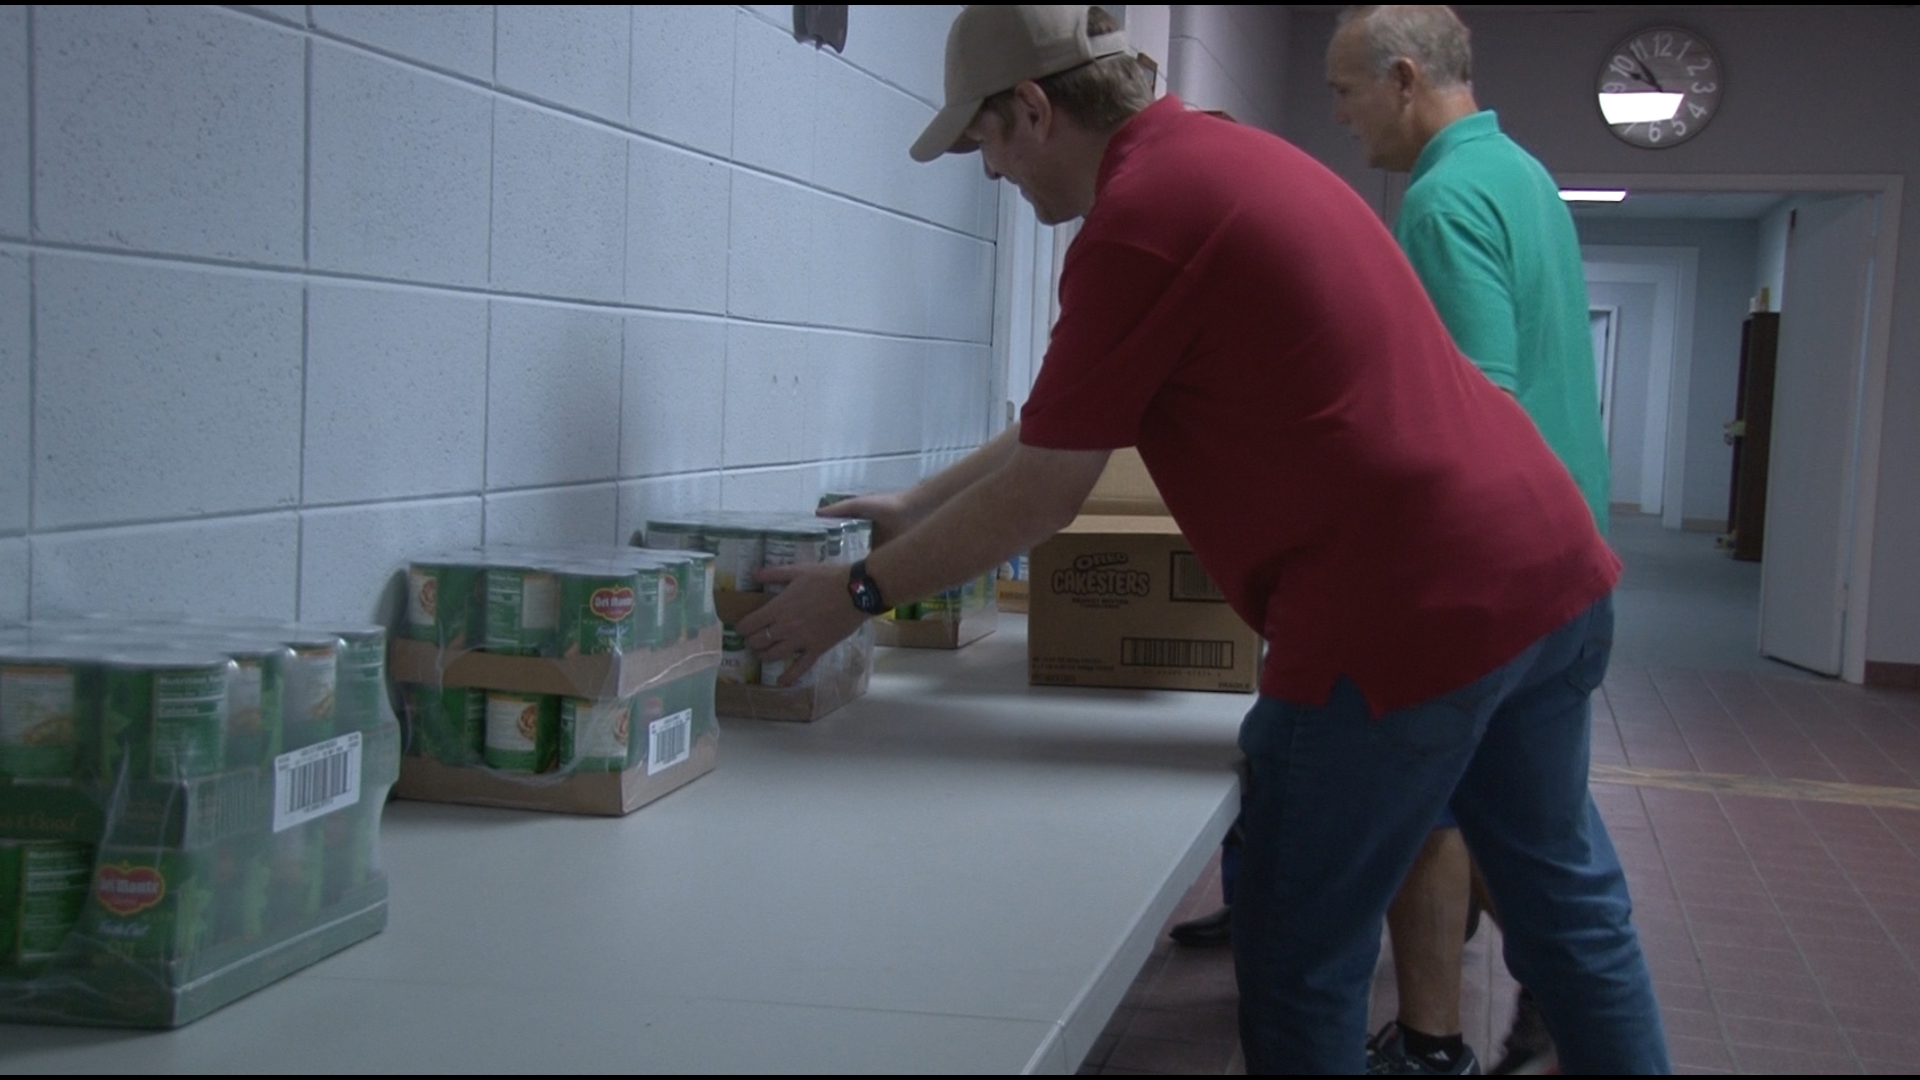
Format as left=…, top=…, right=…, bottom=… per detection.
left=1081, top=515, right=1920, bottom=1073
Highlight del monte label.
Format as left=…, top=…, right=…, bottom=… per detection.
left=96, top=861, right=166, bottom=916
left=590, top=587, right=635, bottom=622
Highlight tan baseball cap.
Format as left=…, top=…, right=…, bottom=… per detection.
left=909, top=6, right=1133, bottom=163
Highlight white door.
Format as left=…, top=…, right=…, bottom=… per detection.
left=1759, top=194, right=1879, bottom=675
left=1589, top=308, right=1618, bottom=448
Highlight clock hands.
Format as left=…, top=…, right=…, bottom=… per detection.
left=1629, top=57, right=1667, bottom=93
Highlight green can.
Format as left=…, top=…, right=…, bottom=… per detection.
left=405, top=683, right=486, bottom=766
left=278, top=634, right=340, bottom=751
left=558, top=696, right=633, bottom=773
left=0, top=839, right=93, bottom=969
left=719, top=625, right=759, bottom=686
left=86, top=845, right=218, bottom=962
left=321, top=798, right=379, bottom=904
left=98, top=652, right=233, bottom=783
left=266, top=825, right=324, bottom=931
left=679, top=551, right=716, bottom=635
left=484, top=690, right=558, bottom=773
left=213, top=834, right=273, bottom=947
left=484, top=565, right=561, bottom=656
left=558, top=565, right=656, bottom=657
left=406, top=560, right=483, bottom=648
left=0, top=645, right=88, bottom=781
left=205, top=639, right=289, bottom=772
left=297, top=624, right=387, bottom=733
left=643, top=519, right=704, bottom=552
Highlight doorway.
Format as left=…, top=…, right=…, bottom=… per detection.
left=1563, top=174, right=1902, bottom=684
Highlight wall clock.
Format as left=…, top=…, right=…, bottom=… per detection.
left=1596, top=26, right=1723, bottom=148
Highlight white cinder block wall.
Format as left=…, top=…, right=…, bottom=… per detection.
left=0, top=5, right=999, bottom=625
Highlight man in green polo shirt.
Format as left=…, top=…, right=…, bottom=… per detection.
left=1328, top=5, right=1611, bottom=1075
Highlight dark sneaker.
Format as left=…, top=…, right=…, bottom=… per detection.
left=1487, top=990, right=1557, bottom=1075
left=1167, top=904, right=1232, bottom=947
left=1366, top=1022, right=1482, bottom=1075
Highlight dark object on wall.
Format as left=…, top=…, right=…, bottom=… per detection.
left=793, top=6, right=847, bottom=53
left=1722, top=312, right=1779, bottom=561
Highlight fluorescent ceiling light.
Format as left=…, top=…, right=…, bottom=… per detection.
left=1559, top=190, right=1629, bottom=203
left=1598, top=92, right=1684, bottom=125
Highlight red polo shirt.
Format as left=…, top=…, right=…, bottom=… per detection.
left=1020, top=97, right=1619, bottom=715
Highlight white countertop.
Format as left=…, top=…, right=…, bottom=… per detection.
left=1, top=616, right=1247, bottom=1073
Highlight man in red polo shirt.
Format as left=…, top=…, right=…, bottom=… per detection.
left=737, top=6, right=1668, bottom=1073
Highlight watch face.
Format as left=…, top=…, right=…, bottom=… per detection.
left=1597, top=27, right=1722, bottom=148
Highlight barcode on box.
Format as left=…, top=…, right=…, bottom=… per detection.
left=1121, top=637, right=1235, bottom=670
left=1169, top=552, right=1226, bottom=602
left=273, top=731, right=362, bottom=833
left=647, top=709, right=692, bottom=776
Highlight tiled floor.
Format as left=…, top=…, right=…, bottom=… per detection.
left=1080, top=516, right=1920, bottom=1074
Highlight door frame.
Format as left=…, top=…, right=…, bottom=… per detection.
left=1590, top=305, right=1620, bottom=448
left=1581, top=247, right=1699, bottom=521
left=1559, top=172, right=1904, bottom=684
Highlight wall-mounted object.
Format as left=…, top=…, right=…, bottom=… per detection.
left=1596, top=26, right=1723, bottom=148
left=792, top=5, right=847, bottom=53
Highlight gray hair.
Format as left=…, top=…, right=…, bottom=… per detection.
left=1336, top=6, right=1472, bottom=89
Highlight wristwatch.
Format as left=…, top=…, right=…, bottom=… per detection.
left=847, top=559, right=888, bottom=615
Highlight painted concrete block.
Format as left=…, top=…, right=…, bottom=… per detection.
left=299, top=497, right=482, bottom=625
left=240, top=7, right=307, bottom=27
left=810, top=197, right=995, bottom=342
left=310, top=44, right=492, bottom=286
left=0, top=537, right=23, bottom=621
left=812, top=329, right=923, bottom=461
left=0, top=6, right=25, bottom=239
left=923, top=341, right=991, bottom=452
left=622, top=312, right=725, bottom=479
left=627, top=140, right=729, bottom=313
left=491, top=101, right=628, bottom=302
left=311, top=5, right=493, bottom=81
left=835, top=5, right=954, bottom=110
left=0, top=250, right=24, bottom=535
left=35, top=5, right=303, bottom=264
left=732, top=11, right=817, bottom=182
left=486, top=301, right=624, bottom=489
left=484, top=484, right=619, bottom=547
left=630, top=4, right=734, bottom=157
left=498, top=5, right=629, bottom=122
left=32, top=513, right=300, bottom=620
left=305, top=284, right=489, bottom=505
left=813, top=56, right=992, bottom=238
left=33, top=256, right=303, bottom=530
left=723, top=322, right=815, bottom=468
left=726, top=172, right=814, bottom=326
left=617, top=472, right=722, bottom=545
left=720, top=467, right=819, bottom=514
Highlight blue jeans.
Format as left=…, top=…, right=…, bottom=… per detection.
left=1232, top=595, right=1668, bottom=1074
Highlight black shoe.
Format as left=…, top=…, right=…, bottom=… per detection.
left=1168, top=904, right=1232, bottom=947
left=1366, top=1022, right=1482, bottom=1075
left=1486, top=990, right=1556, bottom=1075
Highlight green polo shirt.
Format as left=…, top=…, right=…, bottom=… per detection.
left=1394, top=110, right=1610, bottom=534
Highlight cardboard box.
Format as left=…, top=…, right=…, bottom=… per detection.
left=1028, top=451, right=1259, bottom=693
left=872, top=572, right=998, bottom=650
left=392, top=732, right=717, bottom=817
left=388, top=623, right=721, bottom=700
left=714, top=592, right=870, bottom=722
left=996, top=578, right=1029, bottom=613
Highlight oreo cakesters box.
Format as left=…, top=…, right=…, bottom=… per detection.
left=1028, top=450, right=1260, bottom=693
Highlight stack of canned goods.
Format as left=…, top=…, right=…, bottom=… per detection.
left=643, top=512, right=874, bottom=689
left=404, top=545, right=718, bottom=658
left=818, top=495, right=994, bottom=624
left=0, top=616, right=398, bottom=987
left=397, top=545, right=721, bottom=778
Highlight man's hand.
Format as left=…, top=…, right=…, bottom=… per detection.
left=818, top=492, right=915, bottom=549
left=734, top=563, right=868, bottom=686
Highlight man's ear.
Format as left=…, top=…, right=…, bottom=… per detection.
left=1390, top=57, right=1420, bottom=100
left=1011, top=80, right=1053, bottom=139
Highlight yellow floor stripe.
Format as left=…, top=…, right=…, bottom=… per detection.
left=1591, top=764, right=1920, bottom=811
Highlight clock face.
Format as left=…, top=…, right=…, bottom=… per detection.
left=1597, top=27, right=1722, bottom=148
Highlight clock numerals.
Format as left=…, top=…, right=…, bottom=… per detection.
left=1599, top=27, right=1721, bottom=149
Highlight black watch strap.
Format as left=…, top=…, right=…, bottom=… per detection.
left=847, top=558, right=889, bottom=616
